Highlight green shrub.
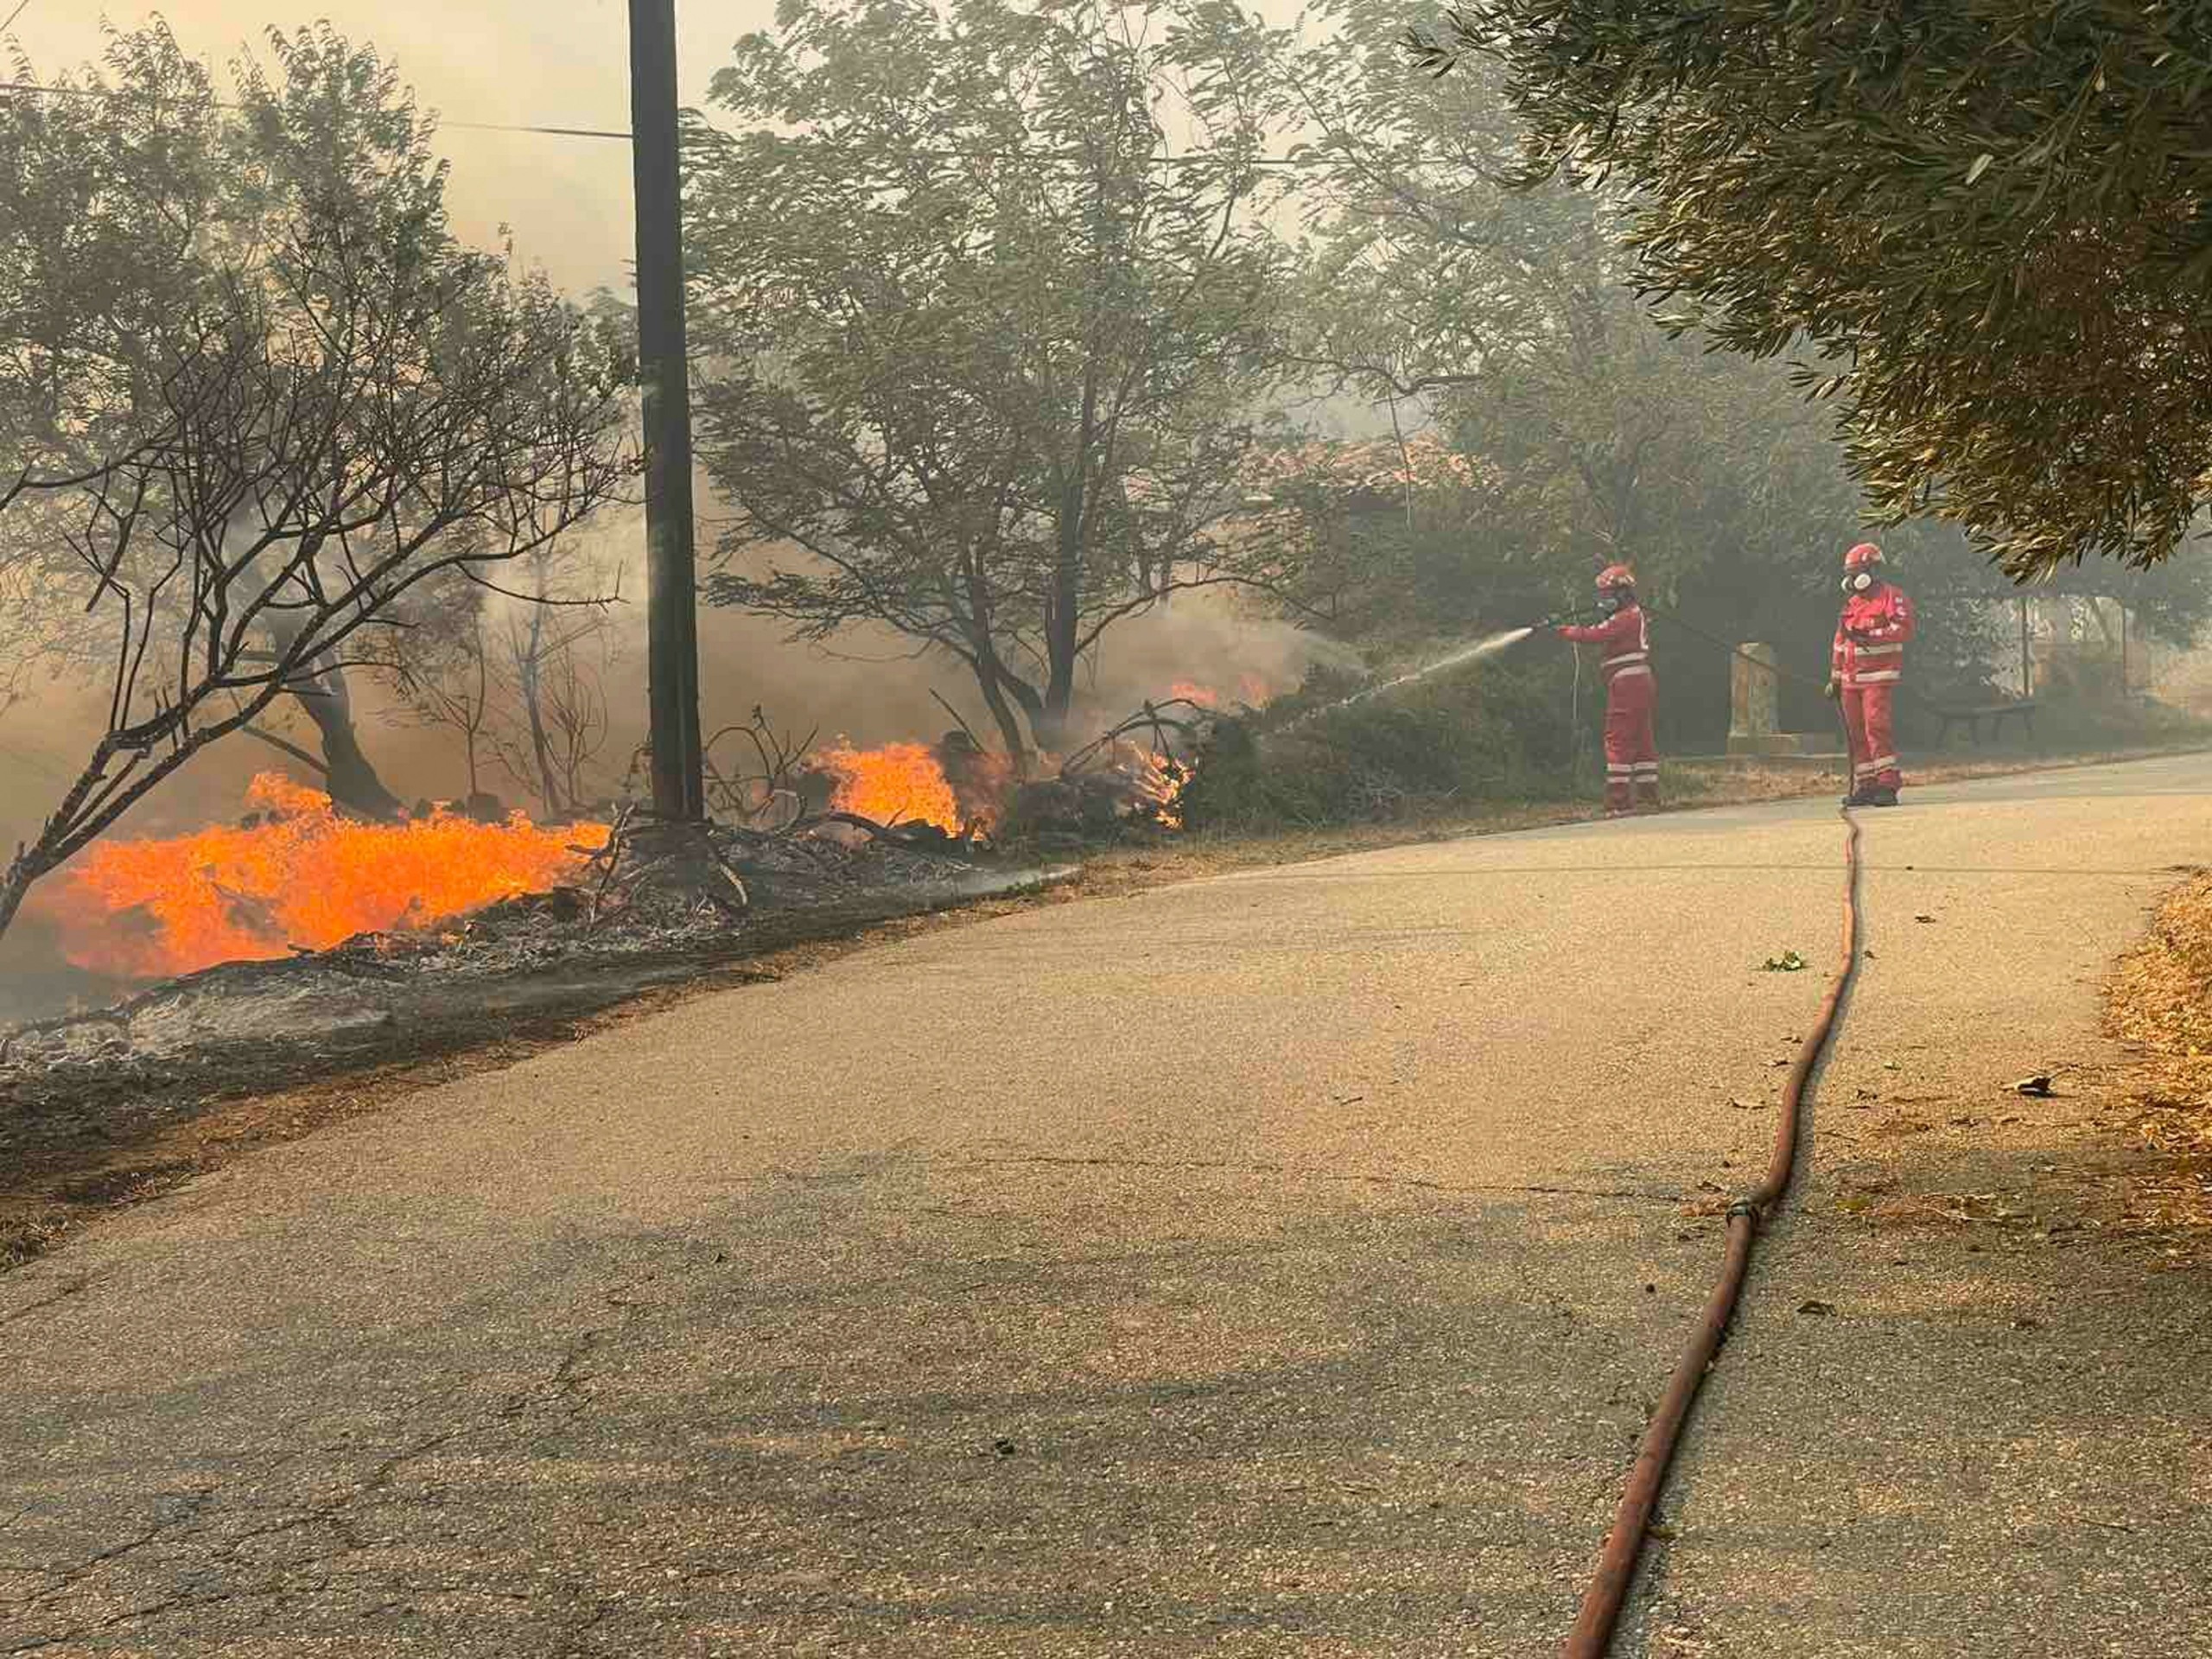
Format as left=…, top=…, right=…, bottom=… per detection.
left=1179, top=652, right=1579, bottom=830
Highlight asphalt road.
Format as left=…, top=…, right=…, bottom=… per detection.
left=3, top=753, right=2209, bottom=1657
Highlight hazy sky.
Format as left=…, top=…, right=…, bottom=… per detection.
left=9, top=3, right=1325, bottom=294
left=7, top=1, right=782, bottom=296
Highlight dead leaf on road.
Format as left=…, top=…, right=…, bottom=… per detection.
left=1796, top=1300, right=1837, bottom=1316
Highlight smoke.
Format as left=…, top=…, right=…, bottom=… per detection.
left=4, top=1, right=761, bottom=299
left=0, top=505, right=1342, bottom=864
left=562, top=512, right=1347, bottom=768
left=0, top=2, right=1346, bottom=889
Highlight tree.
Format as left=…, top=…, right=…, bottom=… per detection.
left=1243, top=433, right=1529, bottom=646
left=0, top=24, right=632, bottom=940
left=1268, top=1, right=2191, bottom=751
left=1408, top=1, right=2212, bottom=576
left=397, top=587, right=501, bottom=806
left=687, top=0, right=1300, bottom=756
left=491, top=543, right=621, bottom=817
left=1279, top=0, right=1848, bottom=620
left=395, top=545, right=622, bottom=817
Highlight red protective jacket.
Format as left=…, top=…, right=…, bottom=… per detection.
left=1559, top=603, right=1651, bottom=685
left=1832, top=583, right=1915, bottom=687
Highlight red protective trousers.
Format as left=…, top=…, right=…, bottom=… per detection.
left=1840, top=683, right=1899, bottom=791
left=1604, top=671, right=1659, bottom=814
left=1560, top=604, right=1658, bottom=813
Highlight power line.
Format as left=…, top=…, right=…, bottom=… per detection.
left=0, top=79, right=630, bottom=141
left=0, top=78, right=1339, bottom=163
left=0, top=2, right=33, bottom=39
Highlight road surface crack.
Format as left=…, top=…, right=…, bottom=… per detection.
left=958, top=1154, right=1681, bottom=1204
left=0, top=1275, right=95, bottom=1331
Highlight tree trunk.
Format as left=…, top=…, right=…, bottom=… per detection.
left=263, top=584, right=404, bottom=821
left=0, top=853, right=38, bottom=949
left=960, top=557, right=1040, bottom=766
left=290, top=666, right=404, bottom=822
left=517, top=607, right=563, bottom=814
left=1041, top=364, right=1101, bottom=753
left=465, top=617, right=487, bottom=800
left=973, top=665, right=1029, bottom=762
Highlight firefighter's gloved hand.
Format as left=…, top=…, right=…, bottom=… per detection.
left=1822, top=677, right=1840, bottom=700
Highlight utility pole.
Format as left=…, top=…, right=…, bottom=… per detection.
left=629, top=0, right=706, bottom=822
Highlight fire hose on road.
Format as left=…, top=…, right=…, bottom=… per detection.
left=1560, top=801, right=1865, bottom=1655
left=1557, top=630, right=1871, bottom=1655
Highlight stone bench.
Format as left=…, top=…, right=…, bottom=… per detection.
left=1930, top=701, right=2037, bottom=747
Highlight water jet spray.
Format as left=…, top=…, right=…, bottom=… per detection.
left=1274, top=626, right=1542, bottom=731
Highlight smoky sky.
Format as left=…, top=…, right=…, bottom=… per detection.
left=0, top=1, right=1333, bottom=861
left=9, top=0, right=770, bottom=296
left=11, top=1, right=1311, bottom=296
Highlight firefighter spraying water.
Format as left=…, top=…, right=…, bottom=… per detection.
left=1554, top=564, right=1658, bottom=816
left=1824, top=542, right=1916, bottom=808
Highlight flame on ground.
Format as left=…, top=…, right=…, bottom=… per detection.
left=814, top=739, right=964, bottom=833
left=35, top=772, right=609, bottom=980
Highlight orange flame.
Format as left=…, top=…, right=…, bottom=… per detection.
left=1166, top=673, right=1274, bottom=709
left=34, top=772, right=609, bottom=980
left=814, top=740, right=963, bottom=833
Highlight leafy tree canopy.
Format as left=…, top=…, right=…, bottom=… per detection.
left=1408, top=1, right=2212, bottom=577
left=687, top=0, right=1301, bottom=755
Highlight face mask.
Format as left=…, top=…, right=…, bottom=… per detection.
left=1841, top=570, right=1874, bottom=594
left=1599, top=588, right=1629, bottom=613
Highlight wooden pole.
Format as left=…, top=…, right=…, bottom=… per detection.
left=629, top=0, right=706, bottom=823
left=2018, top=595, right=2031, bottom=698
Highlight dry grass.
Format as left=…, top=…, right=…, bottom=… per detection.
left=2104, top=874, right=2212, bottom=1237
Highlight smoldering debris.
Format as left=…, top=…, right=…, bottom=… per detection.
left=0, top=821, right=1070, bottom=1120
left=0, top=684, right=1236, bottom=1131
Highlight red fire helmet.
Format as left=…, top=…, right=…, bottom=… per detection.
left=1844, top=542, right=1885, bottom=569
left=1596, top=563, right=1636, bottom=590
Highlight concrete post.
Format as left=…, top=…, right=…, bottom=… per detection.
left=1727, top=643, right=1782, bottom=755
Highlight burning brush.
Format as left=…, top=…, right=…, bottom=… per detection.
left=31, top=773, right=613, bottom=981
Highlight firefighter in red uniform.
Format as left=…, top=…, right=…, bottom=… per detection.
left=1825, top=541, right=1916, bottom=807
left=1558, top=563, right=1657, bottom=816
